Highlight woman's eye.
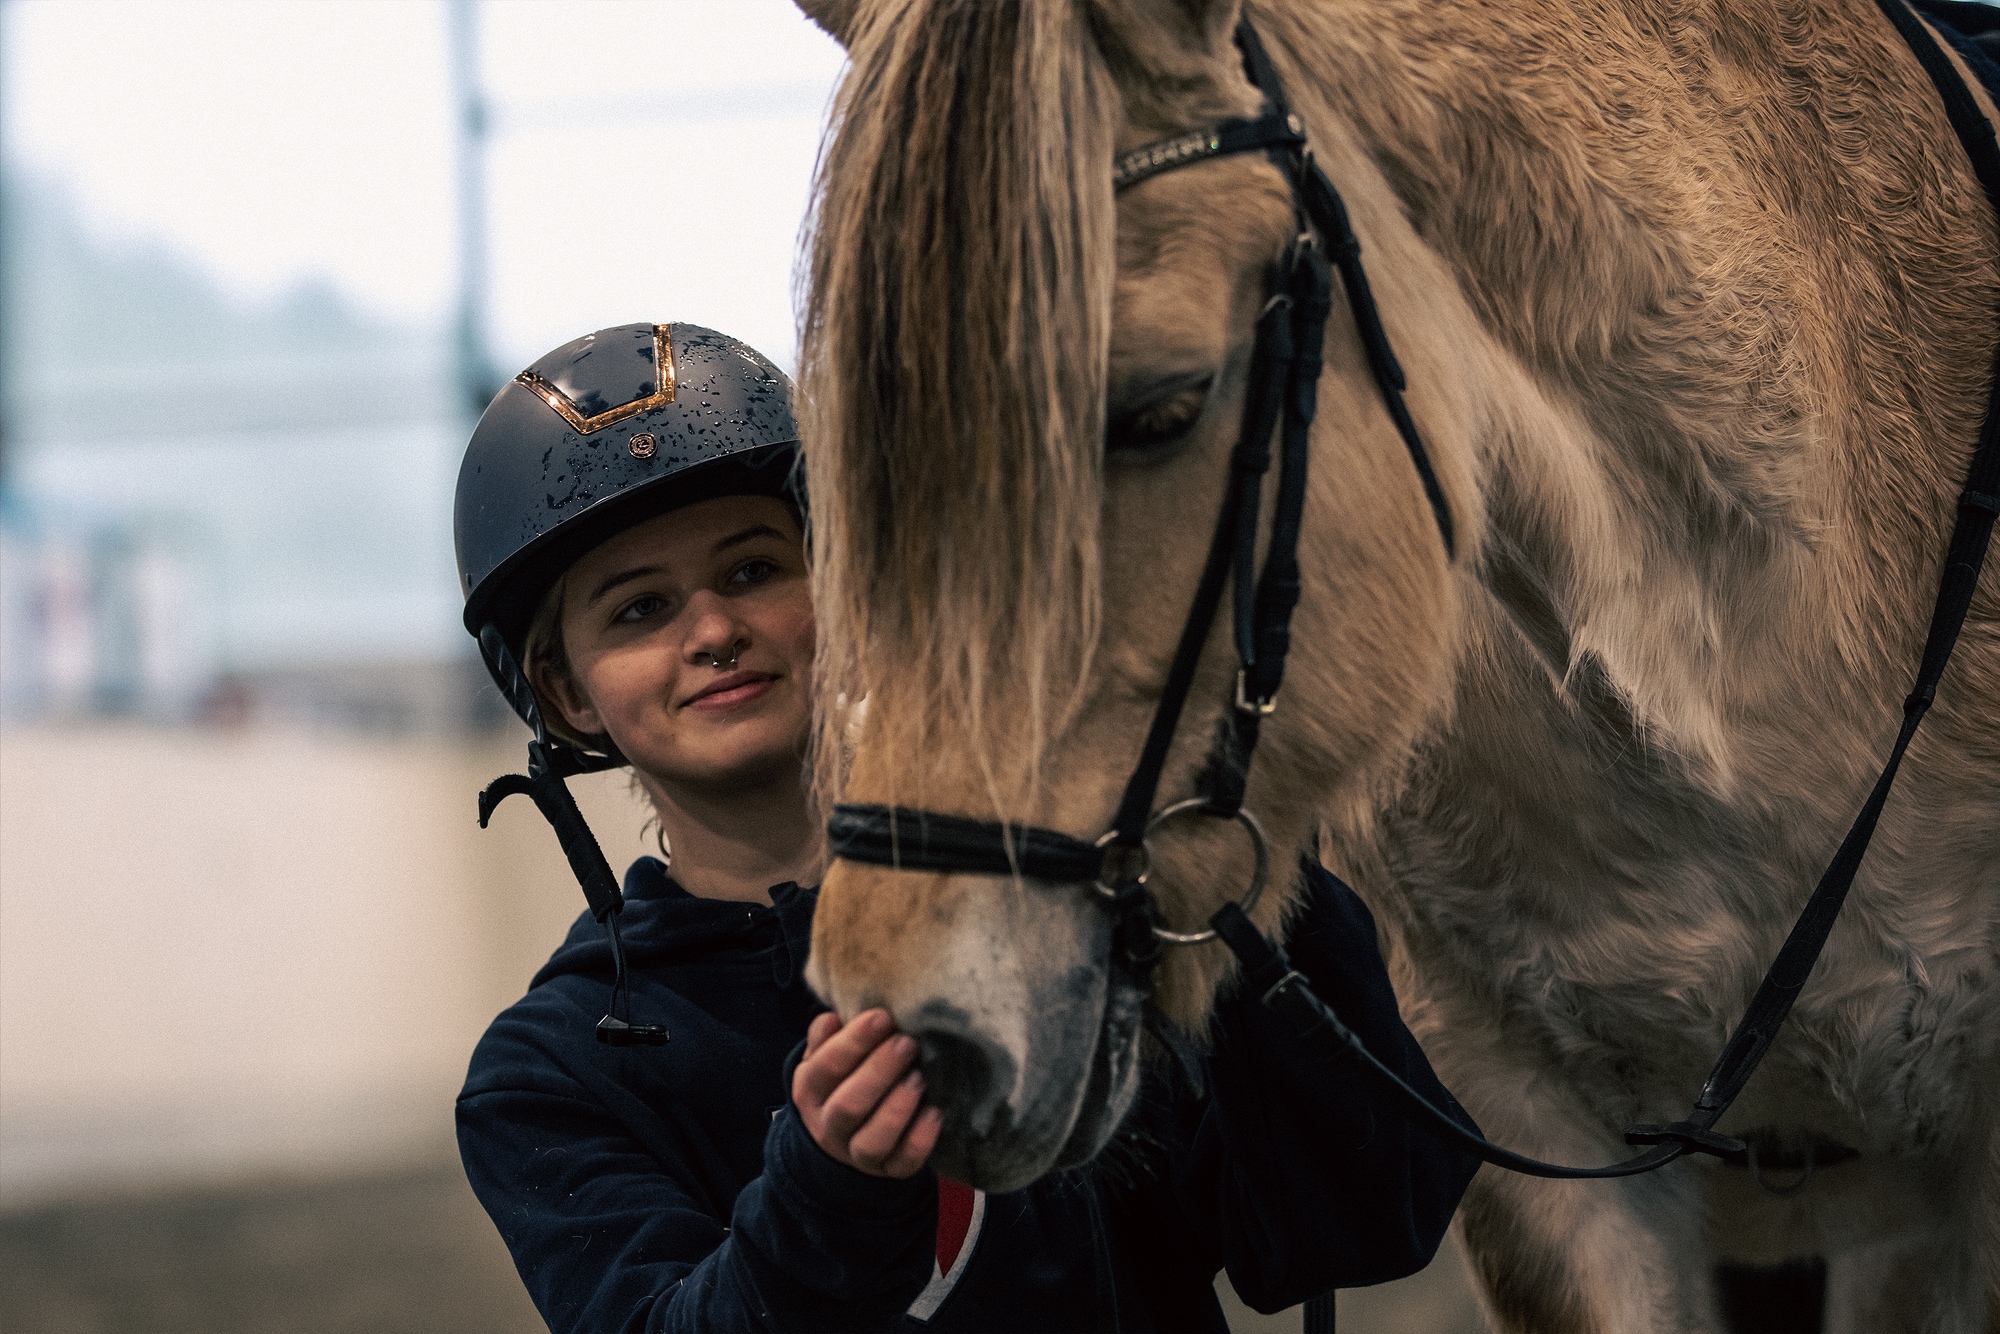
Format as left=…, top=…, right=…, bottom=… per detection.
left=615, top=594, right=669, bottom=624
left=729, top=557, right=780, bottom=586
left=1106, top=378, right=1213, bottom=456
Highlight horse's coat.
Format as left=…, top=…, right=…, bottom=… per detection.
left=794, top=0, right=2000, bottom=1328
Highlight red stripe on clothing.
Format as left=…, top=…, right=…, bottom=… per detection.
left=937, top=1178, right=976, bottom=1274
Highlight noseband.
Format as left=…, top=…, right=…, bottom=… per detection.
left=828, top=10, right=2000, bottom=1182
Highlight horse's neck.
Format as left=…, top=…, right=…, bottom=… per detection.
left=1279, top=0, right=1992, bottom=804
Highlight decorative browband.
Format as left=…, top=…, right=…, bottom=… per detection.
left=1111, top=111, right=1307, bottom=191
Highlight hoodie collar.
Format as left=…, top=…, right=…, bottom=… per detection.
left=619, top=857, right=819, bottom=989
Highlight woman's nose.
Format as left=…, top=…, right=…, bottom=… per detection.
left=683, top=592, right=748, bottom=666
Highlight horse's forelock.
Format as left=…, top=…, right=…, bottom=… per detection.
left=802, top=0, right=1117, bottom=812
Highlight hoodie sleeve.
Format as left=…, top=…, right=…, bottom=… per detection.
left=457, top=1018, right=937, bottom=1333
left=1154, top=862, right=1481, bottom=1312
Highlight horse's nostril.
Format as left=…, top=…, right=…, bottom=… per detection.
left=918, top=1030, right=1001, bottom=1133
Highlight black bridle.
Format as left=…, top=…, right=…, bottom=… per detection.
left=831, top=21, right=1452, bottom=972
left=829, top=11, right=2000, bottom=1182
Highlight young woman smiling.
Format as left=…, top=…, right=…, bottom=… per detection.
left=524, top=489, right=944, bottom=1174
left=452, top=324, right=1479, bottom=1332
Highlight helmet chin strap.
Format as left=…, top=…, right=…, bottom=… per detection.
left=475, top=624, right=669, bottom=1047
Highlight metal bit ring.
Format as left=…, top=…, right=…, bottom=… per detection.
left=1092, top=799, right=1270, bottom=945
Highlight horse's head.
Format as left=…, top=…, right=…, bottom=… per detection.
left=796, top=0, right=1473, bottom=1191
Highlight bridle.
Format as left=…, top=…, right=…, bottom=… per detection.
left=831, top=20, right=1451, bottom=971
left=828, top=11, right=2000, bottom=1182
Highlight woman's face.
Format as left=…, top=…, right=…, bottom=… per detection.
left=540, top=494, right=814, bottom=795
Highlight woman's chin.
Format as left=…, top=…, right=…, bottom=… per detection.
left=624, top=733, right=811, bottom=800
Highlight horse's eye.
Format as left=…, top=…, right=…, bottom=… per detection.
left=1106, top=376, right=1214, bottom=457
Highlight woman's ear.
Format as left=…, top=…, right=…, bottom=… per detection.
left=529, top=657, right=605, bottom=741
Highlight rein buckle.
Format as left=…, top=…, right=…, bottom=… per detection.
left=1235, top=669, right=1278, bottom=716
left=1623, top=1122, right=1748, bottom=1165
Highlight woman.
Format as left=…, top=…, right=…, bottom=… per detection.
left=453, top=322, right=1479, bottom=1332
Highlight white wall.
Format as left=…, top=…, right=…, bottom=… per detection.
left=0, top=725, right=658, bottom=1202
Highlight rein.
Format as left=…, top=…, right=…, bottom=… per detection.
left=829, top=4, right=2000, bottom=1186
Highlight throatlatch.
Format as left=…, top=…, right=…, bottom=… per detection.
left=831, top=7, right=2000, bottom=1182
left=475, top=626, right=669, bottom=1047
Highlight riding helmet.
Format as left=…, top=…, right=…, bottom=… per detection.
left=454, top=321, right=801, bottom=725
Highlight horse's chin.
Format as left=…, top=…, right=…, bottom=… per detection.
left=927, top=972, right=1148, bottom=1193
left=1050, top=969, right=1149, bottom=1170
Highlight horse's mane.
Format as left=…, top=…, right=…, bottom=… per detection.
left=799, top=0, right=1115, bottom=812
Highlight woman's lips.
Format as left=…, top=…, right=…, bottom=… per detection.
left=683, top=671, right=777, bottom=712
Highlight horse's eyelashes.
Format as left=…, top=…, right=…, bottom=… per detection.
left=1105, top=378, right=1214, bottom=457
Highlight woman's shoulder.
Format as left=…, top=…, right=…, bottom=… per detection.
left=462, top=858, right=809, bottom=1106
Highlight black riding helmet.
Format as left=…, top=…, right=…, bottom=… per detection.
left=455, top=322, right=801, bottom=1047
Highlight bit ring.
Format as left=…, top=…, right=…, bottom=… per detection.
left=1091, top=798, right=1270, bottom=946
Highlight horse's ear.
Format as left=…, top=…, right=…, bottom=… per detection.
left=795, top=0, right=859, bottom=48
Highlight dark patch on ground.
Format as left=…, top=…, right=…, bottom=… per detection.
left=0, top=1161, right=544, bottom=1334
left=0, top=1159, right=1486, bottom=1334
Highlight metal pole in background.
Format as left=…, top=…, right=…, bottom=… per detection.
left=448, top=0, right=517, bottom=728
left=0, top=0, right=16, bottom=497
left=449, top=0, right=502, bottom=418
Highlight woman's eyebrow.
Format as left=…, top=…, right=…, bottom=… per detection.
left=712, top=523, right=786, bottom=554
left=586, top=565, right=662, bottom=607
left=584, top=526, right=785, bottom=607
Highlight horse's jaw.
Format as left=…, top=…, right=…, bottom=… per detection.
left=806, top=865, right=1144, bottom=1194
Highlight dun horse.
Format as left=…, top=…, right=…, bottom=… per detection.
left=794, top=0, right=1999, bottom=1327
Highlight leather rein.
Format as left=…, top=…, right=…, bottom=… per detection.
left=827, top=11, right=2000, bottom=1181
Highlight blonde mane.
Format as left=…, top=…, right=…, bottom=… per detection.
left=800, top=0, right=1117, bottom=813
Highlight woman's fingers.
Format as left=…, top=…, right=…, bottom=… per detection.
left=789, top=1008, right=945, bottom=1177
left=793, top=1008, right=895, bottom=1111
left=802, top=1010, right=841, bottom=1061
left=844, top=1066, right=927, bottom=1170
left=793, top=1008, right=945, bottom=1177
left=881, top=1106, right=946, bottom=1180
left=816, top=1033, right=919, bottom=1145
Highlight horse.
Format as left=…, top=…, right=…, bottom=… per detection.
left=790, top=0, right=2000, bottom=1328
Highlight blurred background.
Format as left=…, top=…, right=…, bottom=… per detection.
left=0, top=2, right=1483, bottom=1329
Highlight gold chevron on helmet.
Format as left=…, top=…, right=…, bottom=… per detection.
left=514, top=324, right=677, bottom=435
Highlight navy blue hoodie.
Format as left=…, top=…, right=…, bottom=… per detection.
left=457, top=860, right=1477, bottom=1332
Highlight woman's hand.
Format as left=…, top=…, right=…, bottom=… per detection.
left=793, top=1008, right=944, bottom=1178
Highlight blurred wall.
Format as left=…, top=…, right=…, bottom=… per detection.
left=0, top=724, right=656, bottom=1204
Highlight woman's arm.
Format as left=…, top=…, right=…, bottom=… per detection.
left=457, top=1013, right=939, bottom=1333
left=1161, top=862, right=1481, bottom=1312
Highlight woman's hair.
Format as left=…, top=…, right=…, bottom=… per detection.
left=521, top=575, right=600, bottom=751
left=523, top=573, right=666, bottom=856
